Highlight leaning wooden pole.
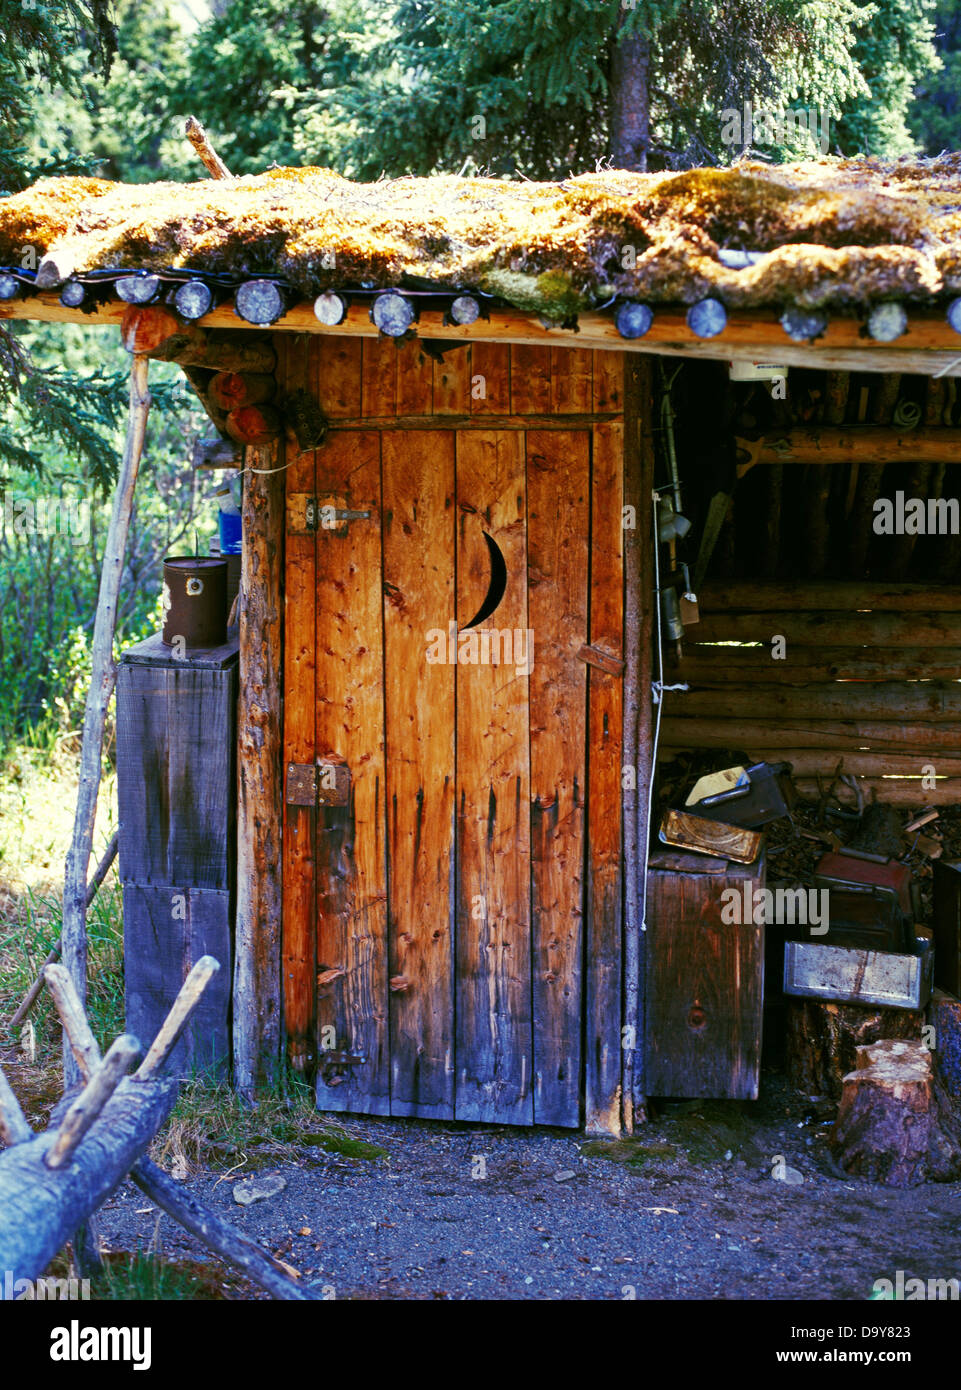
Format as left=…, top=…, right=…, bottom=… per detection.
left=62, top=356, right=150, bottom=1091
left=234, top=439, right=285, bottom=1094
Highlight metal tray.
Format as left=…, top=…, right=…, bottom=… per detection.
left=783, top=939, right=933, bottom=1011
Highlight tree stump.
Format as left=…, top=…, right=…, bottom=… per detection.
left=786, top=998, right=924, bottom=1098
left=829, top=1039, right=961, bottom=1186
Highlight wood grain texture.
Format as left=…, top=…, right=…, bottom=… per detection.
left=282, top=334, right=317, bottom=1072
left=316, top=335, right=362, bottom=417
left=585, top=421, right=624, bottom=1135
left=455, top=429, right=533, bottom=1123
left=510, top=344, right=552, bottom=413
left=313, top=430, right=389, bottom=1113
left=361, top=337, right=396, bottom=417
left=469, top=342, right=510, bottom=414
left=395, top=339, right=434, bottom=415
left=432, top=344, right=472, bottom=414
left=382, top=430, right=456, bottom=1117
left=592, top=350, right=624, bottom=413
left=551, top=347, right=593, bottom=413
left=645, top=859, right=765, bottom=1100
left=234, top=432, right=285, bottom=1093
left=116, top=656, right=237, bottom=891
left=527, top=430, right=589, bottom=1126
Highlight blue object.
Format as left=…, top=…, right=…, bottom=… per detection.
left=218, top=511, right=242, bottom=554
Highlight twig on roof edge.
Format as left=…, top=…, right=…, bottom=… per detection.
left=184, top=116, right=232, bottom=181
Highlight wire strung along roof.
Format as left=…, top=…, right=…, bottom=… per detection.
left=2, top=155, right=961, bottom=322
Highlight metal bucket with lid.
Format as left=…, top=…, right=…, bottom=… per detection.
left=161, top=556, right=227, bottom=649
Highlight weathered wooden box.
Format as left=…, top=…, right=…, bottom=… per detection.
left=645, top=852, right=766, bottom=1100
left=116, top=632, right=238, bottom=1077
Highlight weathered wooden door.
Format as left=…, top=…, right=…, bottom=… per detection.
left=282, top=336, right=625, bottom=1129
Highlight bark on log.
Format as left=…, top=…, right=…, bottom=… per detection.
left=121, top=308, right=277, bottom=373
left=46, top=1035, right=141, bottom=1170
left=698, top=581, right=961, bottom=612
left=184, top=115, right=232, bottom=180
left=829, top=1039, right=961, bottom=1185
left=0, top=1076, right=177, bottom=1284
left=759, top=750, right=961, bottom=778
left=793, top=777, right=961, bottom=807
left=130, top=1158, right=318, bottom=1301
left=786, top=999, right=924, bottom=1099
left=234, top=440, right=284, bottom=1093
left=61, top=357, right=149, bottom=1089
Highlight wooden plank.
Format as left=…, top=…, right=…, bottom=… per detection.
left=793, top=777, right=961, bottom=806
left=645, top=859, right=765, bottom=1100
left=382, top=430, right=456, bottom=1118
left=454, top=430, right=533, bottom=1123
left=282, top=334, right=317, bottom=1073
left=469, top=342, right=510, bottom=414
left=585, top=421, right=625, bottom=1135
left=313, top=431, right=389, bottom=1114
left=510, top=344, right=552, bottom=413
left=395, top=339, right=434, bottom=415
left=432, top=343, right=472, bottom=414
left=551, top=346, right=593, bottom=413
left=732, top=750, right=961, bottom=777
left=123, top=884, right=231, bottom=1079
left=326, top=413, right=619, bottom=430
left=360, top=336, right=396, bottom=417
left=316, top=335, right=362, bottom=417
left=593, top=350, right=624, bottom=412
left=116, top=659, right=237, bottom=892
left=234, top=430, right=285, bottom=1092
left=527, top=430, right=589, bottom=1127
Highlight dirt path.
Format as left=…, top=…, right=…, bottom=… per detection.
left=94, top=1079, right=961, bottom=1300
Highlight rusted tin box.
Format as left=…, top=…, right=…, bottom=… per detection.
left=161, top=556, right=227, bottom=649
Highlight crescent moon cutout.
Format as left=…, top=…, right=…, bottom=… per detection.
left=462, top=532, right=508, bottom=630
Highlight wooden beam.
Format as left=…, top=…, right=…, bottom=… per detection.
left=234, top=438, right=285, bottom=1094
left=739, top=426, right=961, bottom=467
left=794, top=777, right=961, bottom=807
left=659, top=717, right=961, bottom=751
left=690, top=611, right=961, bottom=646
left=7, top=294, right=961, bottom=373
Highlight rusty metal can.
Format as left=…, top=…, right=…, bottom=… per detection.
left=161, top=556, right=227, bottom=649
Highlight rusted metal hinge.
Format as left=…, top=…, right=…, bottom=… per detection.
left=285, top=761, right=351, bottom=807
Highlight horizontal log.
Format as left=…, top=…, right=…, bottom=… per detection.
left=691, top=612, right=961, bottom=646
left=0, top=1075, right=177, bottom=1285
left=672, top=647, right=961, bottom=683
left=121, top=307, right=276, bottom=372
left=740, top=425, right=961, bottom=467
left=8, top=294, right=961, bottom=374
left=699, top=581, right=961, bottom=613
left=794, top=777, right=961, bottom=807
left=734, top=750, right=961, bottom=778
left=328, top=413, right=621, bottom=431
left=678, top=682, right=961, bottom=720
left=208, top=371, right=275, bottom=411
left=659, top=716, right=961, bottom=751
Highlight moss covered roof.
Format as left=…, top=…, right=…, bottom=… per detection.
left=3, top=155, right=961, bottom=320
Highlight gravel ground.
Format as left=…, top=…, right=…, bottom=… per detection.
left=94, top=1075, right=961, bottom=1301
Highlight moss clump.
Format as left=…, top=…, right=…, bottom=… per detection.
left=580, top=1138, right=678, bottom=1169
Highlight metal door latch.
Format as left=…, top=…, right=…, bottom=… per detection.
left=304, top=498, right=371, bottom=533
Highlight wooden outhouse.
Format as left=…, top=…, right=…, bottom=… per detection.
left=4, top=157, right=961, bottom=1135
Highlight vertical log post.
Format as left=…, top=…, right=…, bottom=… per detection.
left=234, top=438, right=285, bottom=1095
left=622, top=355, right=655, bottom=1130
left=62, top=357, right=150, bottom=1090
